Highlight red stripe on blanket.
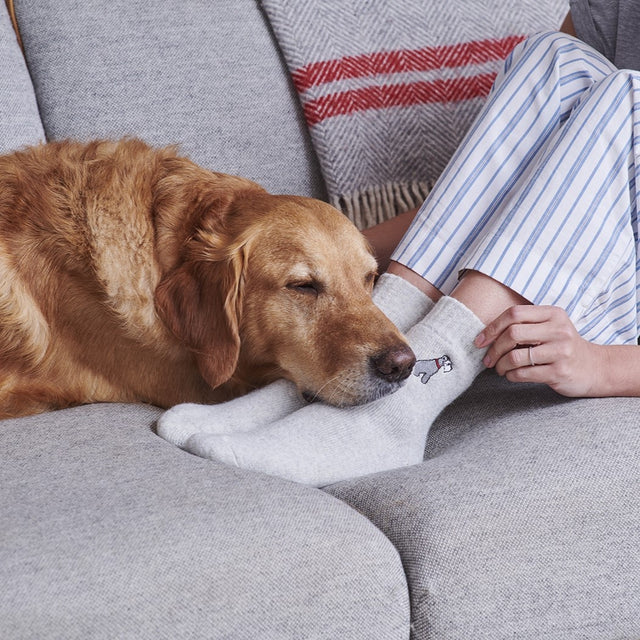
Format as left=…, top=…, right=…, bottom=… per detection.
left=303, top=71, right=497, bottom=126
left=292, top=35, right=525, bottom=93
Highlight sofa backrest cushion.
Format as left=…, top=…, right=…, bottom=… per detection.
left=12, top=0, right=326, bottom=199
left=0, top=1, right=44, bottom=154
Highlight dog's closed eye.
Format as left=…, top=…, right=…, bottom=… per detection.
left=286, top=281, right=322, bottom=296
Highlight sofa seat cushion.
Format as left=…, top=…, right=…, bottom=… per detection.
left=0, top=403, right=409, bottom=640
left=327, top=372, right=640, bottom=639
left=0, top=0, right=44, bottom=153
left=13, top=0, right=326, bottom=200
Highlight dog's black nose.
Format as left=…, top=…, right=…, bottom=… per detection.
left=371, top=345, right=416, bottom=383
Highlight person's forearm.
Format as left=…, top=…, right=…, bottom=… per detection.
left=361, top=208, right=419, bottom=272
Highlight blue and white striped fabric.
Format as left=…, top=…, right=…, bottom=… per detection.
left=392, top=31, right=640, bottom=345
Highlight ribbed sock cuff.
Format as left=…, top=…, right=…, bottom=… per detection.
left=372, top=272, right=435, bottom=332
left=428, top=295, right=486, bottom=350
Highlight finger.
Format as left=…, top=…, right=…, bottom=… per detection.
left=483, top=320, right=558, bottom=369
left=493, top=342, right=550, bottom=376
left=503, top=362, right=558, bottom=385
left=475, top=305, right=558, bottom=348
left=492, top=346, right=531, bottom=375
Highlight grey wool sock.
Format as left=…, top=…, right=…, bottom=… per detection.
left=157, top=379, right=303, bottom=447
left=180, top=296, right=487, bottom=487
left=156, top=272, right=434, bottom=446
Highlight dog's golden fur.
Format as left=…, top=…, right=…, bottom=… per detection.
left=0, top=139, right=414, bottom=418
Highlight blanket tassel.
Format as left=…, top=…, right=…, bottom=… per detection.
left=332, top=180, right=433, bottom=230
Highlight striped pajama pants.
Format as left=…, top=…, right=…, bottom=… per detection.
left=392, top=31, right=640, bottom=345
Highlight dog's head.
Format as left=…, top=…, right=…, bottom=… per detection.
left=155, top=172, right=415, bottom=406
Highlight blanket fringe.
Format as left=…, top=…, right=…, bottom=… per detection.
left=332, top=180, right=433, bottom=230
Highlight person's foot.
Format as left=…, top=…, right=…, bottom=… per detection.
left=179, top=296, right=486, bottom=486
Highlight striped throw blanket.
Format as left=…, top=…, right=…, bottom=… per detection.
left=261, top=0, right=568, bottom=228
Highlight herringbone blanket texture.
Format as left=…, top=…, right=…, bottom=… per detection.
left=261, top=0, right=568, bottom=228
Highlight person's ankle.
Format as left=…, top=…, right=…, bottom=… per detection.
left=451, top=270, right=530, bottom=325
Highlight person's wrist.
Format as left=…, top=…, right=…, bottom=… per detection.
left=590, top=343, right=618, bottom=397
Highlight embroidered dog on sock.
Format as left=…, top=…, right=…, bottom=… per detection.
left=413, top=356, right=452, bottom=384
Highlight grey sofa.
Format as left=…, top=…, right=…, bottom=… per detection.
left=1, top=1, right=639, bottom=638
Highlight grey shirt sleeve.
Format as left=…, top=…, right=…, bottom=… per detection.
left=569, top=0, right=640, bottom=70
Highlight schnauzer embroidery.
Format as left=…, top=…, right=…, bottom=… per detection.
left=413, top=355, right=452, bottom=384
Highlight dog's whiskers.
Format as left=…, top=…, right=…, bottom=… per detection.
left=304, top=374, right=344, bottom=404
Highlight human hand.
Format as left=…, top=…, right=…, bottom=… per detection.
left=474, top=305, right=606, bottom=397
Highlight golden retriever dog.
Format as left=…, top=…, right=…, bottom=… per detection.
left=0, top=139, right=416, bottom=419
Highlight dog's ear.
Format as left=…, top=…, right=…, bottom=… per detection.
left=155, top=235, right=246, bottom=391
left=152, top=155, right=264, bottom=389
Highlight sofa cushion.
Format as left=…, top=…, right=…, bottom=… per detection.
left=0, top=0, right=44, bottom=153
left=13, top=0, right=326, bottom=199
left=327, top=371, right=640, bottom=639
left=0, top=403, right=409, bottom=640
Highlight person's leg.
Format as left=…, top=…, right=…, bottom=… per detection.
left=159, top=32, right=611, bottom=443
left=160, top=36, right=639, bottom=486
